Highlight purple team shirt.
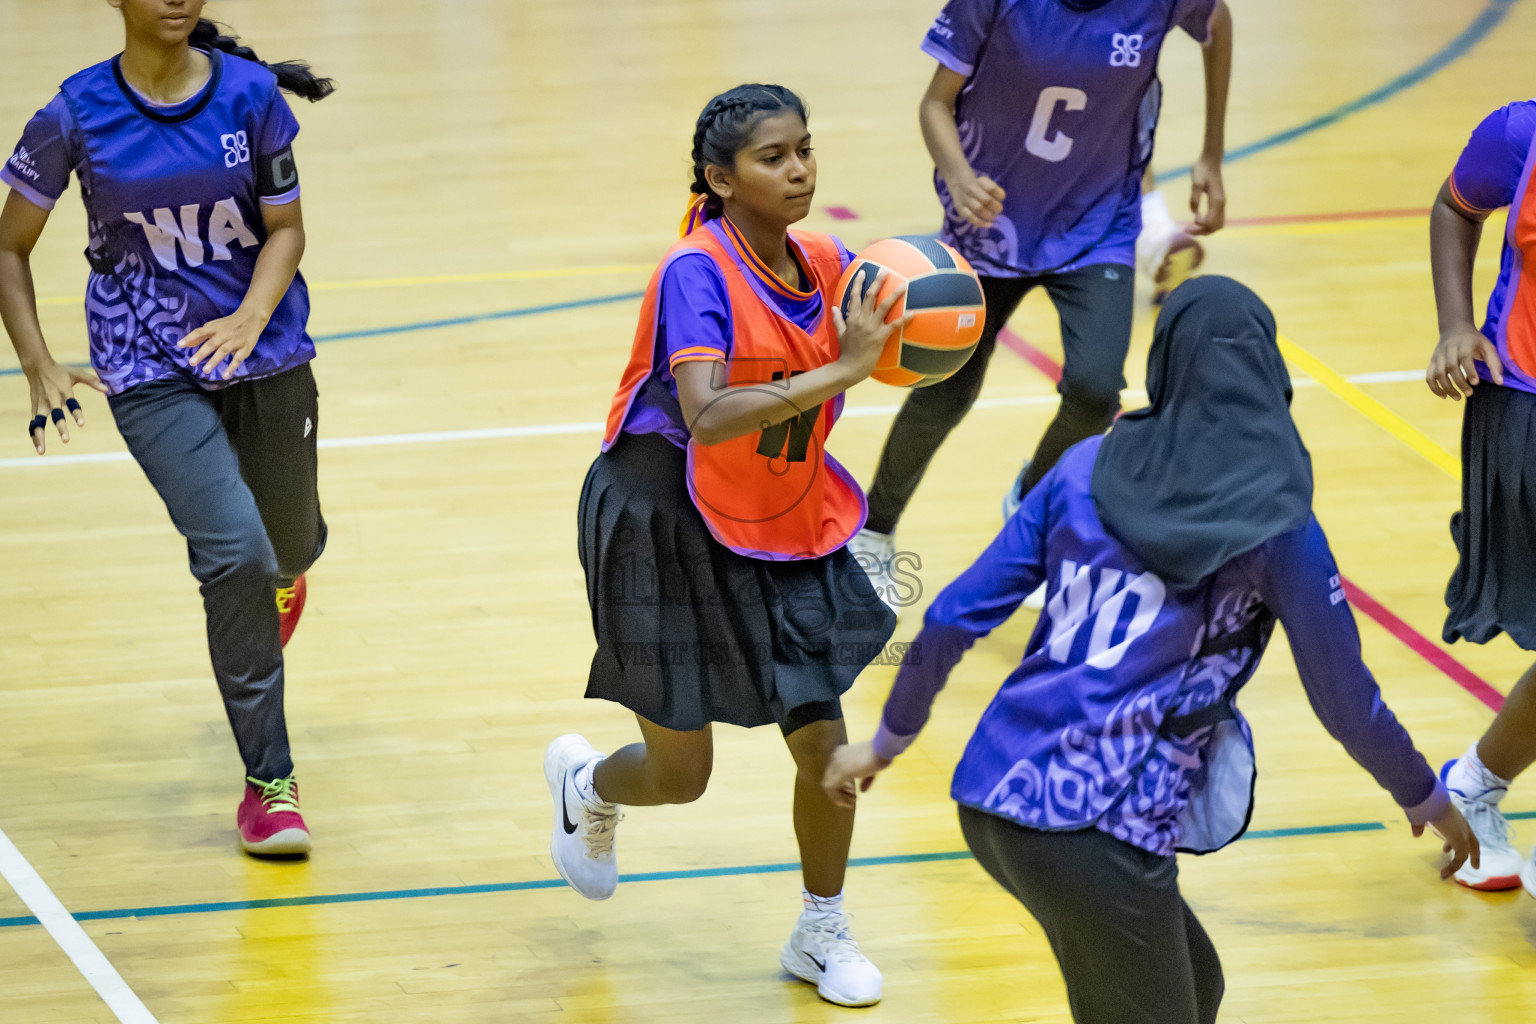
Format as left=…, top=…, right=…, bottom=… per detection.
left=1448, top=100, right=1536, bottom=395
left=621, top=220, right=853, bottom=446
left=873, top=436, right=1446, bottom=858
left=2, top=50, right=313, bottom=395
left=923, top=0, right=1215, bottom=276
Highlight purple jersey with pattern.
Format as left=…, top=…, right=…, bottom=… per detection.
left=873, top=437, right=1443, bottom=857
left=2, top=50, right=312, bottom=395
left=922, top=0, right=1214, bottom=276
left=1448, top=100, right=1536, bottom=395
left=621, top=221, right=853, bottom=447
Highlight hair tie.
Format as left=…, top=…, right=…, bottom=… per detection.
left=679, top=194, right=710, bottom=238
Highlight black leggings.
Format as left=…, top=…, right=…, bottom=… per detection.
left=865, top=265, right=1134, bottom=535
left=959, top=805, right=1224, bottom=1024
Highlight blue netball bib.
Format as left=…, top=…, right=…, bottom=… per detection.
left=921, top=0, right=1216, bottom=275
left=2, top=50, right=313, bottom=394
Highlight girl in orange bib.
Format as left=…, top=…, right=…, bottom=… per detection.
left=544, top=85, right=910, bottom=1007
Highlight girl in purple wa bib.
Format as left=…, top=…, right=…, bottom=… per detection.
left=1425, top=99, right=1536, bottom=898
left=0, top=0, right=332, bottom=856
left=850, top=0, right=1232, bottom=613
left=826, top=278, right=1474, bottom=1024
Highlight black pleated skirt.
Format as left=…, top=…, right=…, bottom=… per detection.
left=1444, top=382, right=1536, bottom=650
left=577, top=430, right=897, bottom=731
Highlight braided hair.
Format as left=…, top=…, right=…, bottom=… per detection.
left=189, top=19, right=335, bottom=102
left=689, top=84, right=807, bottom=223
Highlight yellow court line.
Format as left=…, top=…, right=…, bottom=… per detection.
left=1277, top=333, right=1460, bottom=479
left=35, top=262, right=654, bottom=307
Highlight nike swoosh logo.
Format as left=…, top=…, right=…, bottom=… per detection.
left=561, top=772, right=579, bottom=835
left=807, top=954, right=825, bottom=972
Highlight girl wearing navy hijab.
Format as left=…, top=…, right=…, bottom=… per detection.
left=825, top=277, right=1475, bottom=1024
left=0, top=0, right=332, bottom=855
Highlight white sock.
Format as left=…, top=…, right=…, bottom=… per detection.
left=1446, top=742, right=1511, bottom=803
left=802, top=889, right=844, bottom=919
left=577, top=758, right=616, bottom=809
left=1140, top=190, right=1177, bottom=235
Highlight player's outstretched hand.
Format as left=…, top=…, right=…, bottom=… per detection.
left=822, top=740, right=892, bottom=810
left=179, top=306, right=267, bottom=381
left=946, top=171, right=1006, bottom=229
left=23, top=359, right=106, bottom=455
left=833, top=267, right=913, bottom=383
left=1413, top=802, right=1478, bottom=880
left=1427, top=326, right=1503, bottom=399
left=1189, top=154, right=1226, bottom=235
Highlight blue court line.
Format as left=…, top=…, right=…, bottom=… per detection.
left=0, top=290, right=648, bottom=379
left=4, top=814, right=1527, bottom=930
left=1154, top=0, right=1518, bottom=183
left=308, top=290, right=644, bottom=343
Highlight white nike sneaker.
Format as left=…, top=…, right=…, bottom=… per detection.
left=1521, top=848, right=1536, bottom=899
left=780, top=910, right=882, bottom=1007
left=847, top=528, right=899, bottom=615
left=1441, top=758, right=1523, bottom=891
left=545, top=734, right=621, bottom=900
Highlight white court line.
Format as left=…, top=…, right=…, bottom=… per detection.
left=0, top=826, right=158, bottom=1022
left=0, top=372, right=1426, bottom=471
left=1345, top=369, right=1427, bottom=384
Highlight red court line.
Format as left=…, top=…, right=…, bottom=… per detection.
left=1341, top=583, right=1503, bottom=711
left=1223, top=207, right=1431, bottom=228
left=996, top=327, right=1504, bottom=711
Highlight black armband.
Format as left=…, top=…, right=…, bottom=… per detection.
left=257, top=144, right=299, bottom=199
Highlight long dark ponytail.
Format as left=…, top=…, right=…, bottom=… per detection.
left=685, top=84, right=807, bottom=229
left=189, top=19, right=335, bottom=102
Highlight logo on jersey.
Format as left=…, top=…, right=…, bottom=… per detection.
left=220, top=131, right=251, bottom=168
left=7, top=145, right=40, bottom=183
left=123, top=198, right=259, bottom=270
left=1110, top=33, right=1143, bottom=67
left=1044, top=560, right=1166, bottom=669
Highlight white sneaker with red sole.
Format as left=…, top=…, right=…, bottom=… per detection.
left=1441, top=758, right=1522, bottom=890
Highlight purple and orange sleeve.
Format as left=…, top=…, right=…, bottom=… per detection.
left=1448, top=105, right=1523, bottom=216
left=658, top=253, right=731, bottom=374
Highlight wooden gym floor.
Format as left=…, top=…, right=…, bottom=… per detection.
left=2, top=0, right=1535, bottom=1020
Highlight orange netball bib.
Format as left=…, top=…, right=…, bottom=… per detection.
left=603, top=220, right=866, bottom=560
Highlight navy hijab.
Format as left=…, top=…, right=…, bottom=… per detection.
left=1091, top=276, right=1313, bottom=588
